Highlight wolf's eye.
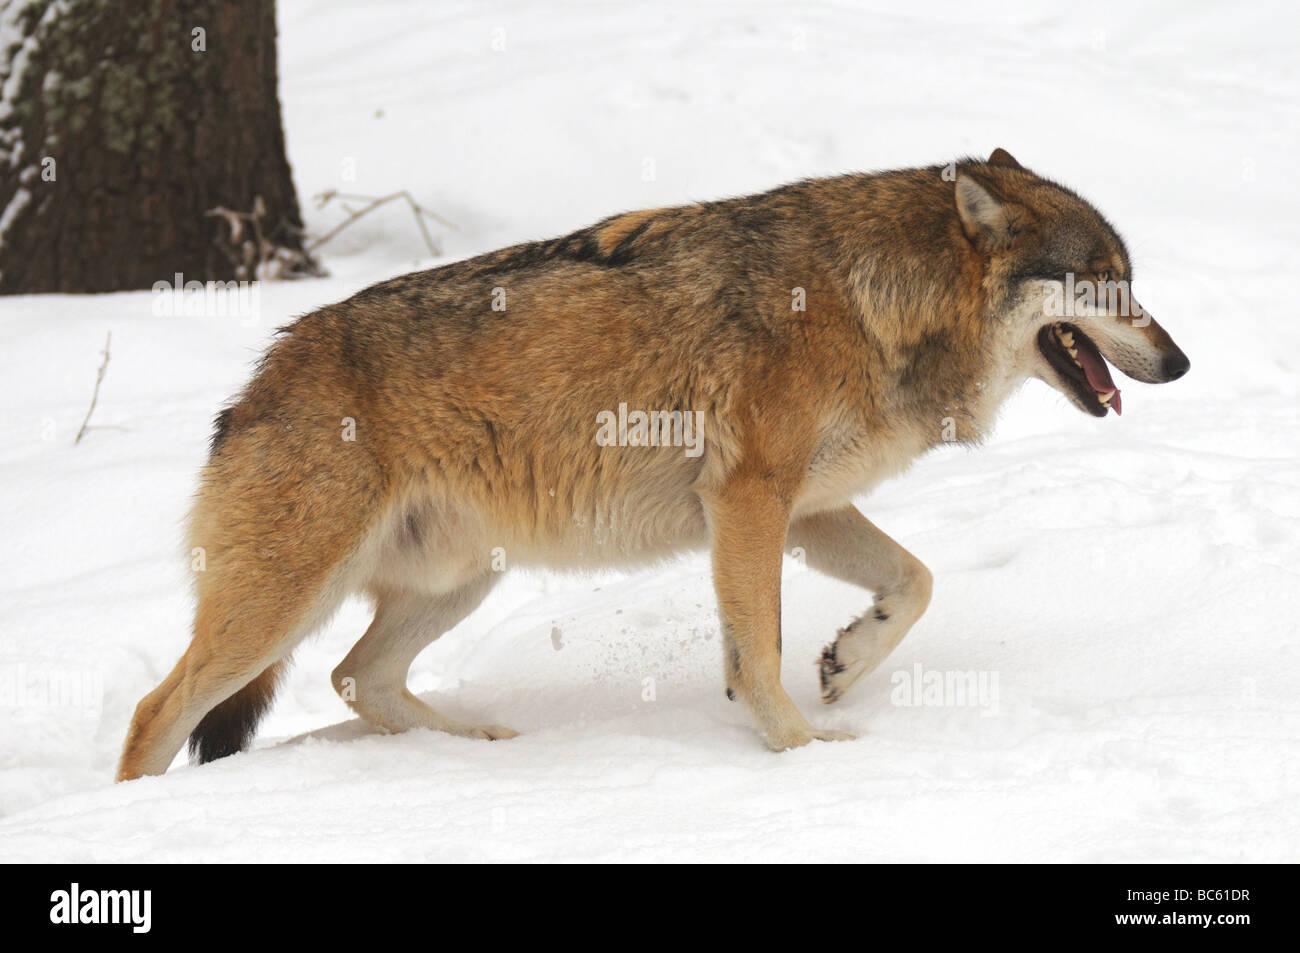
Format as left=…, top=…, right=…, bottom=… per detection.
left=1097, top=269, right=1112, bottom=283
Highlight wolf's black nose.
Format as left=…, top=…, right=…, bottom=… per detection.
left=1162, top=351, right=1190, bottom=381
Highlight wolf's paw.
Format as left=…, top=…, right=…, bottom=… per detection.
left=819, top=632, right=869, bottom=705
left=819, top=640, right=848, bottom=704
left=461, top=722, right=518, bottom=741
left=810, top=728, right=856, bottom=743
left=767, top=725, right=857, bottom=751
left=819, top=612, right=897, bottom=704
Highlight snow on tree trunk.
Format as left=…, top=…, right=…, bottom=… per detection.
left=0, top=0, right=317, bottom=294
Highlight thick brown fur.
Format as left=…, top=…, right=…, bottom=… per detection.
left=117, top=150, right=1188, bottom=780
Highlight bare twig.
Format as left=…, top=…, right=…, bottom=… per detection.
left=74, top=331, right=111, bottom=445
left=308, top=190, right=458, bottom=259
left=319, top=190, right=458, bottom=231
left=206, top=197, right=324, bottom=280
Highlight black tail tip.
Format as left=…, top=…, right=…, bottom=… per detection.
left=188, top=708, right=260, bottom=765
left=186, top=662, right=284, bottom=765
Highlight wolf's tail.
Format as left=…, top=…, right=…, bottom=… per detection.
left=187, top=659, right=288, bottom=764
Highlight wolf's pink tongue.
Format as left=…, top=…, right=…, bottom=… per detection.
left=1075, top=346, right=1122, bottom=415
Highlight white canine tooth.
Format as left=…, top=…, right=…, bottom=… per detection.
left=1098, top=391, right=1112, bottom=403
left=1068, top=347, right=1078, bottom=359
left=1058, top=331, right=1074, bottom=347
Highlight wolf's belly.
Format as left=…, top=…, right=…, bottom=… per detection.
left=374, top=415, right=926, bottom=589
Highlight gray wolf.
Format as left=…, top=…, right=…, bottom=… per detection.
left=117, top=148, right=1189, bottom=780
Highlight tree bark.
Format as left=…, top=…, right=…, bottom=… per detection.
left=0, top=0, right=316, bottom=294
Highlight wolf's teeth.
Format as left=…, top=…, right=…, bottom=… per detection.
left=1068, top=347, right=1078, bottom=359
left=1058, top=331, right=1074, bottom=347
left=1098, top=391, right=1112, bottom=404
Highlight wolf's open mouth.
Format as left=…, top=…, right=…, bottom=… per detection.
left=1037, top=322, right=1122, bottom=417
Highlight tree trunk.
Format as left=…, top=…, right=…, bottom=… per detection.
left=0, top=0, right=318, bottom=294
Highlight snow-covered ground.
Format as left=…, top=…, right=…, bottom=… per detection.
left=1, top=0, right=1298, bottom=861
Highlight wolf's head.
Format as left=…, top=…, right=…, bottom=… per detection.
left=958, top=149, right=1189, bottom=417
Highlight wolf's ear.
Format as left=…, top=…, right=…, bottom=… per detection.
left=988, top=147, right=1022, bottom=169
left=955, top=173, right=1019, bottom=250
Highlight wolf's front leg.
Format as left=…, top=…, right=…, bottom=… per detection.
left=706, top=475, right=855, bottom=750
left=788, top=506, right=933, bottom=704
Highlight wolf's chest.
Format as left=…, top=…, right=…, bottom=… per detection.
left=795, top=420, right=929, bottom=516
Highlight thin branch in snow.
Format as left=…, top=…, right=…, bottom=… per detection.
left=74, top=331, right=111, bottom=446
left=308, top=190, right=457, bottom=259
left=206, top=197, right=324, bottom=280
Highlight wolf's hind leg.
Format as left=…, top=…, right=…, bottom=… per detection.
left=788, top=506, right=933, bottom=704
left=332, top=574, right=517, bottom=740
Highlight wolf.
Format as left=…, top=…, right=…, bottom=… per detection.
left=116, top=148, right=1189, bottom=780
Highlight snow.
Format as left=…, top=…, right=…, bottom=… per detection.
left=1, top=0, right=1297, bottom=862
